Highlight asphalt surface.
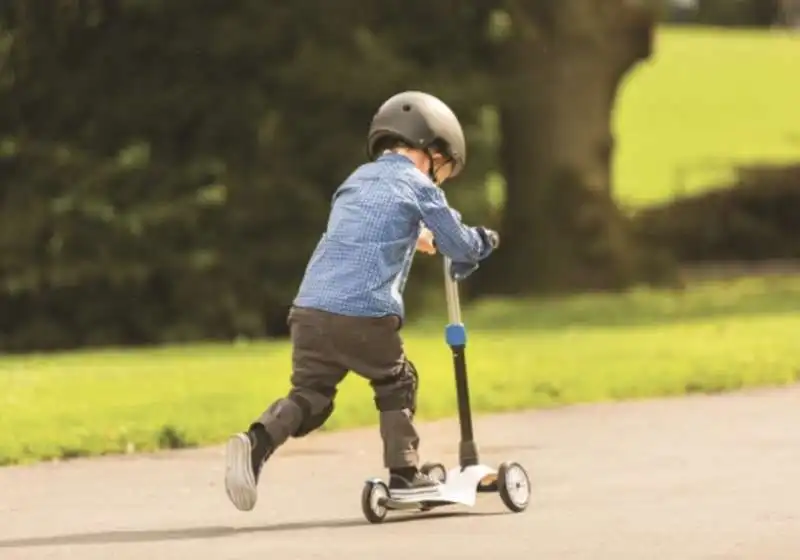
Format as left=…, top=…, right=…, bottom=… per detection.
left=1, top=385, right=799, bottom=559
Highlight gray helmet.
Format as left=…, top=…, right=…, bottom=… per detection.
left=367, top=91, right=467, bottom=179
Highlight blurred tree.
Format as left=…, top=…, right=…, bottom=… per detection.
left=0, top=0, right=496, bottom=350
left=475, top=0, right=656, bottom=295
left=0, top=0, right=350, bottom=348
left=2, top=0, right=296, bottom=347
left=0, top=0, right=662, bottom=350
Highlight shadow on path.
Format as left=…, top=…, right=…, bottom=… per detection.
left=0, top=511, right=507, bottom=548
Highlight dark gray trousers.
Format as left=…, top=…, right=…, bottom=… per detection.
left=255, top=306, right=420, bottom=469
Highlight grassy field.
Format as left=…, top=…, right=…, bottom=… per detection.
left=2, top=274, right=799, bottom=466
left=613, top=26, right=800, bottom=207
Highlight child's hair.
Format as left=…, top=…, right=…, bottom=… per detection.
left=374, top=135, right=450, bottom=158
left=373, top=136, right=410, bottom=155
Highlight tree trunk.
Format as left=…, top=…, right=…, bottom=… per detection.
left=476, top=0, right=655, bottom=295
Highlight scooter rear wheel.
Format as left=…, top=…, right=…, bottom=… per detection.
left=361, top=480, right=390, bottom=524
left=420, top=462, right=447, bottom=483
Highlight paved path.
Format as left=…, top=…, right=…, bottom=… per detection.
left=1, top=386, right=799, bottom=559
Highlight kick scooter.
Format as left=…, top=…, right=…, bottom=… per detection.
left=360, top=256, right=532, bottom=524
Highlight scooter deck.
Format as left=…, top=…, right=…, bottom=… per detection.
left=378, top=497, right=455, bottom=511
left=378, top=464, right=499, bottom=511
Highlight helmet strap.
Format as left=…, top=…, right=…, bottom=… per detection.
left=424, top=149, right=439, bottom=184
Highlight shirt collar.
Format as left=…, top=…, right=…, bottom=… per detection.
left=376, top=152, right=414, bottom=166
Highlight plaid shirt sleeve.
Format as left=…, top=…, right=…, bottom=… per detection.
left=414, top=178, right=493, bottom=264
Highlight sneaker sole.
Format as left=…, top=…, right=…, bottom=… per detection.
left=224, top=433, right=258, bottom=512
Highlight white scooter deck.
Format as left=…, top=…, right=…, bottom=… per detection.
left=381, top=464, right=497, bottom=510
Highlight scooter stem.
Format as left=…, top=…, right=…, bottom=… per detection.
left=443, top=257, right=479, bottom=468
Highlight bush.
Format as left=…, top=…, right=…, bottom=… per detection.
left=696, top=0, right=781, bottom=26
left=633, top=164, right=800, bottom=263
left=659, top=0, right=781, bottom=26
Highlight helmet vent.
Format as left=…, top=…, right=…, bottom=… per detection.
left=402, top=104, right=412, bottom=112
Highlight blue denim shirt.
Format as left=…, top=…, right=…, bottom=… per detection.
left=293, top=153, right=494, bottom=319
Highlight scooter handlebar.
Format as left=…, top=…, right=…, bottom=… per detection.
left=443, top=257, right=462, bottom=325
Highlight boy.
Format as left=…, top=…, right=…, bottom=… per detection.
left=224, top=91, right=500, bottom=512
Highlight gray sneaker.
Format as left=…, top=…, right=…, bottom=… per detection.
left=224, top=428, right=273, bottom=511
left=388, top=471, right=442, bottom=501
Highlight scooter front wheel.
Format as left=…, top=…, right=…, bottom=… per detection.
left=497, top=461, right=531, bottom=513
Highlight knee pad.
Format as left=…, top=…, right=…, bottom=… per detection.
left=373, top=360, right=419, bottom=416
left=288, top=389, right=334, bottom=438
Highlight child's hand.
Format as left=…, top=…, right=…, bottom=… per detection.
left=416, top=227, right=437, bottom=255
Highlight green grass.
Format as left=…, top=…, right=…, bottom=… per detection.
left=613, top=26, right=800, bottom=207
left=2, top=274, right=799, bottom=466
